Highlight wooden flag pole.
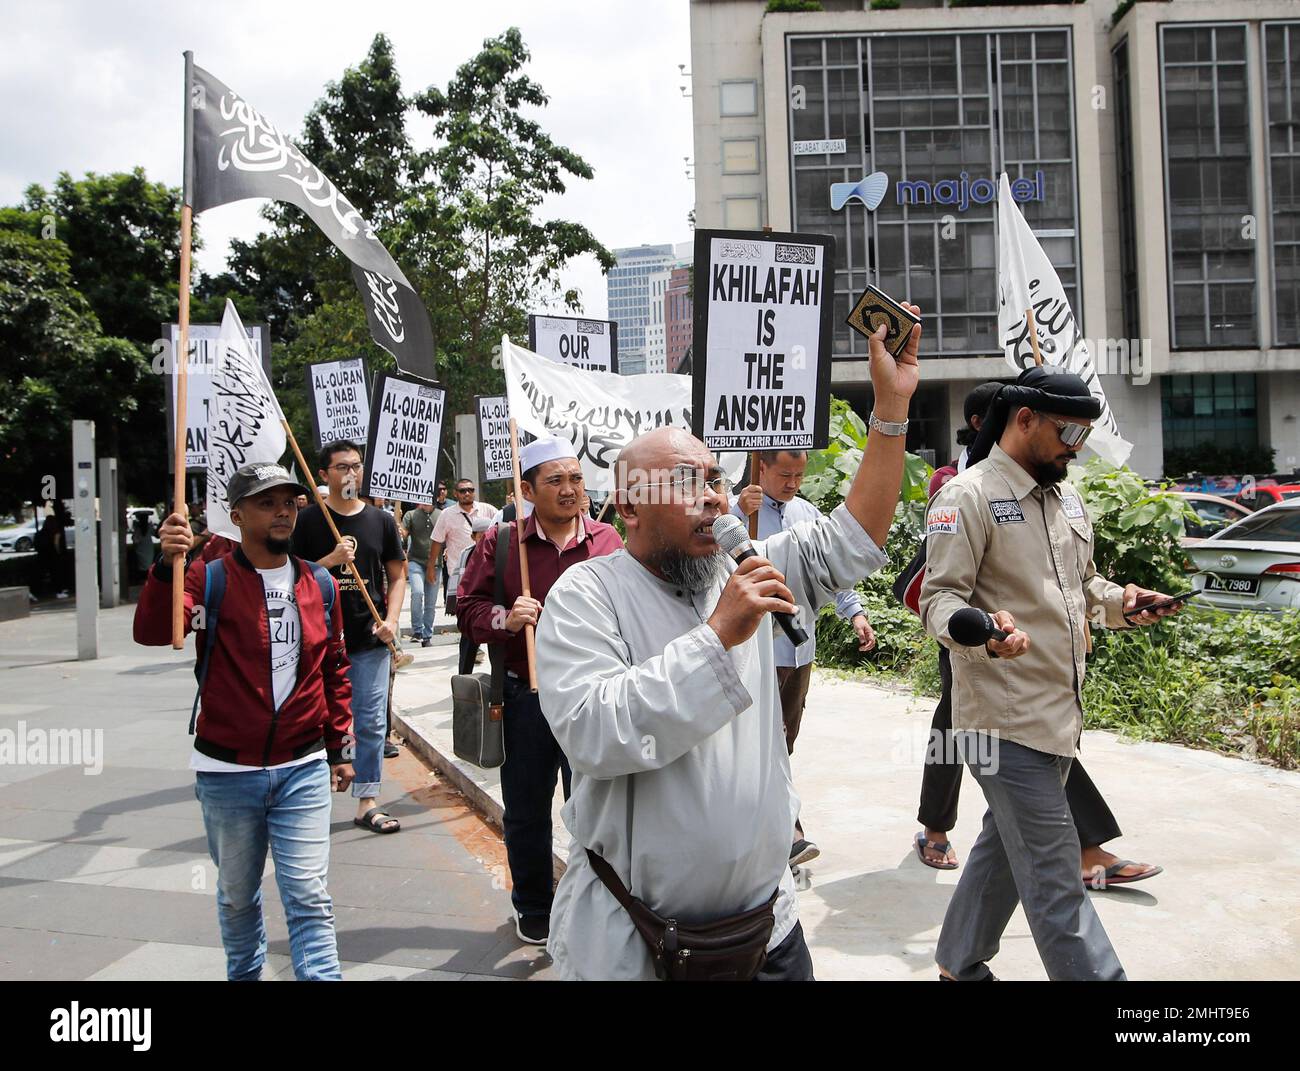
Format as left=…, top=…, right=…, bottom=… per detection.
left=595, top=496, right=614, bottom=524
left=172, top=52, right=197, bottom=647
left=509, top=418, right=539, bottom=693
left=748, top=452, right=760, bottom=539
left=171, top=203, right=193, bottom=648
left=281, top=421, right=412, bottom=668
left=1025, top=307, right=1044, bottom=367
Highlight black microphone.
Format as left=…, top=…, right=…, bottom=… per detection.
left=711, top=515, right=810, bottom=647
left=948, top=607, right=1008, bottom=647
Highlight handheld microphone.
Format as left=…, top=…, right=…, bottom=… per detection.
left=711, top=515, right=810, bottom=647
left=948, top=607, right=1008, bottom=647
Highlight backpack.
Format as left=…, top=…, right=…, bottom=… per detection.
left=189, top=556, right=336, bottom=734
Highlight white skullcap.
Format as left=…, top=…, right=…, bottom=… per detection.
left=519, top=435, right=578, bottom=473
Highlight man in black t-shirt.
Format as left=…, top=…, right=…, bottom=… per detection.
left=293, top=440, right=406, bottom=834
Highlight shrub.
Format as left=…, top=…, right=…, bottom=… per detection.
left=766, top=0, right=823, bottom=12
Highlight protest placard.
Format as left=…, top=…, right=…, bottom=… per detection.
left=305, top=359, right=370, bottom=449
left=528, top=314, right=619, bottom=373
left=476, top=395, right=534, bottom=482
left=362, top=372, right=445, bottom=506
left=164, top=321, right=271, bottom=472
left=691, top=229, right=834, bottom=451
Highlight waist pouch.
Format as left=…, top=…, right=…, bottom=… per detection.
left=586, top=848, right=777, bottom=981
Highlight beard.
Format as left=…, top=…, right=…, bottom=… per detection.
left=266, top=535, right=292, bottom=555
left=1032, top=457, right=1071, bottom=486
left=650, top=545, right=728, bottom=592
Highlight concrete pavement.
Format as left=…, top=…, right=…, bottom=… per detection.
left=0, top=600, right=555, bottom=981
left=393, top=593, right=1300, bottom=981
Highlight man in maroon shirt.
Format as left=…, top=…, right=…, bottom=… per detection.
left=457, top=436, right=623, bottom=946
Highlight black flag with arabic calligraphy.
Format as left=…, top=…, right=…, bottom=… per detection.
left=189, top=63, right=436, bottom=380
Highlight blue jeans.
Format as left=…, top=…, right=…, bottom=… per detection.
left=194, top=759, right=340, bottom=981
left=408, top=561, right=435, bottom=639
left=347, top=644, right=391, bottom=799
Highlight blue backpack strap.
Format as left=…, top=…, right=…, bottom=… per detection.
left=307, top=561, right=335, bottom=636
left=190, top=558, right=227, bottom=735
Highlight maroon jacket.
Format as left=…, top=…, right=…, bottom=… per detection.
left=457, top=513, right=623, bottom=678
left=133, top=548, right=353, bottom=766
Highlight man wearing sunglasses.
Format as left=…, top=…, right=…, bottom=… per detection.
left=920, top=365, right=1185, bottom=982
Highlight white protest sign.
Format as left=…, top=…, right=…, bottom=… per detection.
left=306, top=359, right=369, bottom=448
left=362, top=372, right=445, bottom=506
left=527, top=314, right=619, bottom=373
left=165, top=321, right=270, bottom=471
left=477, top=395, right=523, bottom=482
left=692, top=229, right=834, bottom=451
left=503, top=337, right=744, bottom=494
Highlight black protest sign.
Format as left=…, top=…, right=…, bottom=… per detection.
left=305, top=359, right=370, bottom=449
left=691, top=229, right=834, bottom=451
left=527, top=313, right=619, bottom=373
left=362, top=372, right=445, bottom=506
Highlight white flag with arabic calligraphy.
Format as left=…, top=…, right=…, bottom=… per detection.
left=206, top=301, right=287, bottom=541
left=997, top=174, right=1132, bottom=467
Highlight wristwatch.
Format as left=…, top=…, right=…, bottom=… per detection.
left=869, top=412, right=909, bottom=437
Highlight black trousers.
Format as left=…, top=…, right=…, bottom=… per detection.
left=917, top=647, right=1123, bottom=848
left=754, top=921, right=815, bottom=981
left=457, top=632, right=480, bottom=675
left=500, top=675, right=571, bottom=919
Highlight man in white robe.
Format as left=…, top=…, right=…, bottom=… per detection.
left=534, top=309, right=923, bottom=980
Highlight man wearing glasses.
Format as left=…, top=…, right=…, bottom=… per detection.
left=457, top=436, right=623, bottom=946
left=532, top=311, right=921, bottom=979
left=293, top=441, right=407, bottom=835
left=733, top=451, right=876, bottom=869
left=428, top=478, right=497, bottom=618
left=921, top=365, right=1185, bottom=981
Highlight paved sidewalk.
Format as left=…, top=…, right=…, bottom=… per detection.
left=392, top=591, right=1300, bottom=981
left=0, top=601, right=555, bottom=981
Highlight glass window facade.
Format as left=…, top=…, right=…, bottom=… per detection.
left=1160, top=24, right=1257, bottom=348
left=1161, top=372, right=1258, bottom=452
left=1265, top=21, right=1300, bottom=345
left=788, top=30, right=1079, bottom=358
left=1113, top=37, right=1140, bottom=340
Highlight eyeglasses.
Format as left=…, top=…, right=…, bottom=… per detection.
left=1040, top=415, right=1092, bottom=449
left=456, top=487, right=475, bottom=494
left=330, top=463, right=363, bottom=474
left=643, top=474, right=734, bottom=503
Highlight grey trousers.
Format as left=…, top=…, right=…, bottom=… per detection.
left=935, top=733, right=1126, bottom=981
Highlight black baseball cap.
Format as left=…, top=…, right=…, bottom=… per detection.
left=226, top=463, right=309, bottom=506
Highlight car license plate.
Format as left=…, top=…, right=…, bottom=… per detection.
left=1206, top=576, right=1259, bottom=596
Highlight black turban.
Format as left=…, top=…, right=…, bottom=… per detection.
left=967, top=366, right=1101, bottom=466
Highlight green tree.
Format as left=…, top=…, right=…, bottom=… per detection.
left=0, top=227, right=147, bottom=513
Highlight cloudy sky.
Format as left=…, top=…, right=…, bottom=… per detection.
left=0, top=0, right=698, bottom=319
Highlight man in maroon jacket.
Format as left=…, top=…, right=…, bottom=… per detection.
left=457, top=436, right=623, bottom=946
left=134, top=462, right=354, bottom=981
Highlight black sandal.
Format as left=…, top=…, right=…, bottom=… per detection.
left=915, top=831, right=958, bottom=870
left=354, top=807, right=401, bottom=834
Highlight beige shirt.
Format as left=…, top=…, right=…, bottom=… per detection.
left=919, top=443, right=1129, bottom=757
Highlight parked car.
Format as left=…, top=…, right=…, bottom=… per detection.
left=1233, top=483, right=1300, bottom=511
left=0, top=521, right=40, bottom=553
left=1171, top=492, right=1252, bottom=545
left=1185, top=500, right=1300, bottom=613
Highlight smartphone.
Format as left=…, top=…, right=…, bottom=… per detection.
left=1122, top=589, right=1199, bottom=619
left=845, top=284, right=921, bottom=358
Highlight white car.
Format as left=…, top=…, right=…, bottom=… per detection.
left=1185, top=500, right=1300, bottom=613
left=0, top=522, right=43, bottom=553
